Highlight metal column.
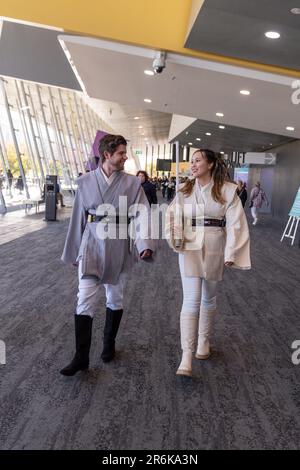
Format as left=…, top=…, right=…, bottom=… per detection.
left=0, top=186, right=7, bottom=213
left=145, top=146, right=148, bottom=173
left=0, top=125, right=10, bottom=170
left=0, top=78, right=30, bottom=199
left=27, top=88, right=51, bottom=176
left=175, top=141, right=180, bottom=190
left=150, top=145, right=154, bottom=177
left=48, top=88, right=73, bottom=189
left=73, top=92, right=90, bottom=159
left=58, top=88, right=79, bottom=176
left=0, top=142, right=12, bottom=198
left=36, top=84, right=58, bottom=175
left=68, top=93, right=85, bottom=173
left=15, top=81, right=40, bottom=187
left=81, top=101, right=93, bottom=148
left=20, top=81, right=45, bottom=182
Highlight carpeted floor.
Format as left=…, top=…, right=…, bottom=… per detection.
left=0, top=210, right=300, bottom=450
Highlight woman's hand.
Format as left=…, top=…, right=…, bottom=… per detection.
left=140, top=249, right=152, bottom=260
left=172, top=225, right=183, bottom=240
left=225, top=261, right=234, bottom=267
left=168, top=212, right=183, bottom=241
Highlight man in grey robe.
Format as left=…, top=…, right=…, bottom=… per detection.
left=60, top=134, right=154, bottom=376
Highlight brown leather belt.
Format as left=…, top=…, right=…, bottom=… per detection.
left=192, top=218, right=226, bottom=227
left=87, top=213, right=131, bottom=224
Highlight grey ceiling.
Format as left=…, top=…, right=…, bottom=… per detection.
left=0, top=21, right=82, bottom=90
left=185, top=0, right=300, bottom=71
left=171, top=118, right=296, bottom=153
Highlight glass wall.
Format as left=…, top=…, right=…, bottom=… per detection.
left=0, top=76, right=110, bottom=213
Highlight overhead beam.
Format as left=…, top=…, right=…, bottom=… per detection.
left=1, top=1, right=300, bottom=77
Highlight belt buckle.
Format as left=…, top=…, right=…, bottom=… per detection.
left=193, top=218, right=204, bottom=227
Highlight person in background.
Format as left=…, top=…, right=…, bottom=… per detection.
left=137, top=170, right=158, bottom=206
left=162, top=177, right=168, bottom=198
left=56, top=182, right=65, bottom=207
left=249, top=182, right=269, bottom=225
left=7, top=169, right=13, bottom=191
left=15, top=175, right=24, bottom=194
left=237, top=180, right=248, bottom=208
left=167, top=177, right=175, bottom=201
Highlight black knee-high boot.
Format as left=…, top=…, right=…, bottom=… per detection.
left=101, top=308, right=123, bottom=363
left=60, top=314, right=93, bottom=376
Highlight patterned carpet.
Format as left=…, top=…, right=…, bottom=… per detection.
left=0, top=211, right=299, bottom=450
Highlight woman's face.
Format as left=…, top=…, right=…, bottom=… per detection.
left=138, top=173, right=146, bottom=184
left=191, top=151, right=213, bottom=179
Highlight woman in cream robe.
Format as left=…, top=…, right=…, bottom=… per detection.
left=165, top=149, right=251, bottom=377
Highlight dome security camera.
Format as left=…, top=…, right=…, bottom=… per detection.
left=153, top=51, right=166, bottom=74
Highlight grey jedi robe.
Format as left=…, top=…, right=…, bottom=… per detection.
left=61, top=167, right=154, bottom=284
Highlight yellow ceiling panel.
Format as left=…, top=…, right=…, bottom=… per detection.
left=1, top=0, right=300, bottom=77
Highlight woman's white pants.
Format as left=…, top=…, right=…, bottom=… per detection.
left=179, top=254, right=218, bottom=315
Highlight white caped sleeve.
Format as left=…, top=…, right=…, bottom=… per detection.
left=224, top=193, right=251, bottom=270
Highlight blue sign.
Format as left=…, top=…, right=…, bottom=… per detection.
left=289, top=186, right=300, bottom=217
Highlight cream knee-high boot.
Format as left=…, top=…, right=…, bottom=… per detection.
left=195, top=307, right=216, bottom=360
left=176, top=314, right=198, bottom=377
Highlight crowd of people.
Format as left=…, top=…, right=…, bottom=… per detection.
left=0, top=169, right=16, bottom=194
left=0, top=169, right=27, bottom=195
left=0, top=164, right=269, bottom=227
left=134, top=174, right=268, bottom=229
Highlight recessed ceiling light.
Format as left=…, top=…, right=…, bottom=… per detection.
left=219, top=125, right=225, bottom=129
left=286, top=126, right=295, bottom=131
left=144, top=70, right=155, bottom=76
left=196, top=138, right=201, bottom=141
left=265, top=31, right=280, bottom=39
left=134, top=116, right=140, bottom=120
left=206, top=132, right=212, bottom=136
left=188, top=142, right=193, bottom=146
left=186, top=131, right=189, bottom=135
left=220, top=151, right=225, bottom=154
left=144, top=98, right=152, bottom=103
left=138, top=125, right=143, bottom=129
left=291, top=8, right=300, bottom=14
left=240, top=90, right=251, bottom=95
left=216, top=112, right=224, bottom=117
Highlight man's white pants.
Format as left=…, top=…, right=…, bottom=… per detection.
left=179, top=254, right=218, bottom=316
left=251, top=206, right=258, bottom=222
left=76, top=261, right=126, bottom=318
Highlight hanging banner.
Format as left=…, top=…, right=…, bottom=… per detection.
left=289, top=186, right=300, bottom=218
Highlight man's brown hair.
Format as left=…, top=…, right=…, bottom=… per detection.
left=98, top=134, right=127, bottom=162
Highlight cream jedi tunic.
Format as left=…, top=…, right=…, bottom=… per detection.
left=165, top=179, right=251, bottom=281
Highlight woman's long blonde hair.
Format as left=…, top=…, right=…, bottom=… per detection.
left=180, top=149, right=229, bottom=205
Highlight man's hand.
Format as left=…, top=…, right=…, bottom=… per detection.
left=140, top=249, right=152, bottom=260
left=72, top=262, right=79, bottom=267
